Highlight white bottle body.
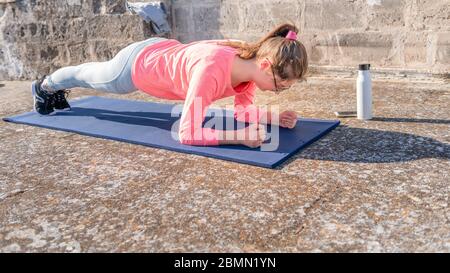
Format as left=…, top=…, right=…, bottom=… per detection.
left=357, top=70, right=372, bottom=120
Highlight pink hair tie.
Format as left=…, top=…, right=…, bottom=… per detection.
left=285, top=30, right=297, bottom=41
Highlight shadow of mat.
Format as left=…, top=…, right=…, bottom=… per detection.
left=278, top=125, right=449, bottom=167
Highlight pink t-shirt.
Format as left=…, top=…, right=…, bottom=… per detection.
left=131, top=39, right=267, bottom=146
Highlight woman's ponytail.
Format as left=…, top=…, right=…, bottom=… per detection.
left=258, top=24, right=299, bottom=44
left=219, top=23, right=308, bottom=81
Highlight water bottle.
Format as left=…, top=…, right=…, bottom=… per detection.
left=357, top=64, right=372, bottom=120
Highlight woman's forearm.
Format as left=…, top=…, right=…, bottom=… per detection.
left=217, top=130, right=242, bottom=145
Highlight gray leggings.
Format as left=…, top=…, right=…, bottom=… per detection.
left=45, top=37, right=167, bottom=94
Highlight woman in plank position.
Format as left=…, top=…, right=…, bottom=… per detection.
left=32, top=23, right=308, bottom=148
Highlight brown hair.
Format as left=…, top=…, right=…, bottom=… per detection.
left=218, top=23, right=308, bottom=81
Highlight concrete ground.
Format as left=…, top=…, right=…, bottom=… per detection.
left=0, top=77, right=449, bottom=252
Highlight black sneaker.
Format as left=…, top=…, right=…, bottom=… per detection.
left=31, top=77, right=55, bottom=115
left=53, top=89, right=71, bottom=111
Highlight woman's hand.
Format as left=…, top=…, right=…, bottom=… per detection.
left=279, top=111, right=298, bottom=129
left=217, top=123, right=266, bottom=147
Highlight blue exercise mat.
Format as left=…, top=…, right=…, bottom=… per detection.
left=2, top=96, right=340, bottom=168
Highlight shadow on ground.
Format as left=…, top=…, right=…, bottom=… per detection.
left=280, top=124, right=449, bottom=166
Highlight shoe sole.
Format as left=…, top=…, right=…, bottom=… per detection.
left=32, top=80, right=55, bottom=116
left=54, top=107, right=71, bottom=111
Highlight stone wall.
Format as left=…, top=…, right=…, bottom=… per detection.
left=0, top=0, right=449, bottom=80
left=173, top=0, right=449, bottom=77
left=0, top=0, right=172, bottom=80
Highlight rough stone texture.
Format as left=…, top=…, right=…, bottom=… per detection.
left=0, top=77, right=449, bottom=252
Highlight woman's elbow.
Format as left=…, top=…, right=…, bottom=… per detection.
left=179, top=138, right=195, bottom=146
left=178, top=130, right=195, bottom=145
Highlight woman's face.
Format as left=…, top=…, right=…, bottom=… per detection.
left=254, top=59, right=297, bottom=92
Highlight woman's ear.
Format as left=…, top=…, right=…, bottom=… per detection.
left=259, top=59, right=271, bottom=70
